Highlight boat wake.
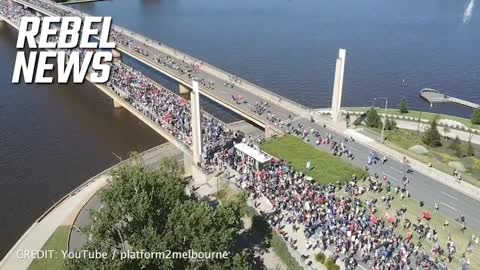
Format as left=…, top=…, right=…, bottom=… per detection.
left=463, top=0, right=475, bottom=24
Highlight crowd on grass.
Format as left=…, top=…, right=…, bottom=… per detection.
left=1, top=1, right=478, bottom=269
left=227, top=137, right=477, bottom=270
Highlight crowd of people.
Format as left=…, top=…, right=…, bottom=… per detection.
left=2, top=2, right=478, bottom=269
left=0, top=0, right=32, bottom=25
left=226, top=138, right=476, bottom=269
left=106, top=62, right=242, bottom=171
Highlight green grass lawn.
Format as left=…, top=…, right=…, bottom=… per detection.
left=28, top=225, right=70, bottom=270
left=362, top=127, right=480, bottom=187
left=352, top=183, right=479, bottom=269
left=261, top=135, right=368, bottom=185
left=346, top=107, right=479, bottom=130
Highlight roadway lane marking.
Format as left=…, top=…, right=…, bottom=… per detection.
left=441, top=192, right=458, bottom=201
left=358, top=265, right=368, bottom=270
left=383, top=173, right=399, bottom=182
left=441, top=202, right=458, bottom=211
left=387, top=165, right=403, bottom=174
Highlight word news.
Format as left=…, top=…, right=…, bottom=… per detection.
left=12, top=16, right=115, bottom=84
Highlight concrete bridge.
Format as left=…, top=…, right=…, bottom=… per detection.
left=13, top=0, right=298, bottom=136
left=0, top=8, right=237, bottom=181
left=4, top=0, right=480, bottom=234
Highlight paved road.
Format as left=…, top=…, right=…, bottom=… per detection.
left=16, top=0, right=480, bottom=232
left=291, top=117, right=480, bottom=232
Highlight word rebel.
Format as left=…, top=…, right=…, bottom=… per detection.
left=12, top=16, right=116, bottom=84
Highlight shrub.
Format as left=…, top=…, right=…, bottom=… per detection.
left=467, top=141, right=475, bottom=157
left=471, top=108, right=480, bottom=124
left=423, top=117, right=442, bottom=147
left=324, top=257, right=340, bottom=270
left=366, top=108, right=383, bottom=128
left=400, top=98, right=409, bottom=113
left=329, top=264, right=340, bottom=270
left=324, top=257, right=335, bottom=267
left=315, top=252, right=325, bottom=264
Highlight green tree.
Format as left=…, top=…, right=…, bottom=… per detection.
left=366, top=108, right=383, bottom=128
left=467, top=141, right=476, bottom=156
left=384, top=118, right=397, bottom=130
left=471, top=108, right=480, bottom=124
left=399, top=98, right=409, bottom=114
left=423, top=117, right=442, bottom=147
left=345, top=112, right=351, bottom=126
left=164, top=199, right=245, bottom=269
left=384, top=119, right=391, bottom=130
left=390, top=119, right=397, bottom=129
left=449, top=136, right=464, bottom=157
left=66, top=161, right=253, bottom=270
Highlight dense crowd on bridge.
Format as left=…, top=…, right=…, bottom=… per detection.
left=19, top=0, right=287, bottom=113
left=106, top=63, right=242, bottom=171
left=1, top=2, right=477, bottom=269
left=1, top=0, right=240, bottom=172
left=0, top=0, right=32, bottom=25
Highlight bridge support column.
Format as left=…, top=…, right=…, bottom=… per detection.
left=265, top=124, right=278, bottom=139
left=190, top=80, right=202, bottom=166
left=179, top=83, right=191, bottom=95
left=331, top=49, right=347, bottom=123
left=112, top=49, right=121, bottom=60
left=113, top=99, right=123, bottom=109
left=183, top=153, right=193, bottom=177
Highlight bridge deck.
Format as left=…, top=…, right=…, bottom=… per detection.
left=1, top=8, right=249, bottom=168
left=14, top=0, right=308, bottom=134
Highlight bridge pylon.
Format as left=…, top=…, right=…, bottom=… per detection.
left=179, top=83, right=190, bottom=95
left=112, top=49, right=121, bottom=60
left=331, top=49, right=347, bottom=123
left=113, top=99, right=123, bottom=109
left=190, top=79, right=202, bottom=166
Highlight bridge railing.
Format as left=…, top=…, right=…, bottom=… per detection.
left=117, top=28, right=313, bottom=117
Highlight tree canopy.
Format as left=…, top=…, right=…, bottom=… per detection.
left=472, top=108, right=480, bottom=124
left=449, top=136, right=464, bottom=157
left=365, top=108, right=383, bottom=128
left=399, top=98, right=409, bottom=114
left=422, top=117, right=442, bottom=147
left=66, top=159, right=253, bottom=270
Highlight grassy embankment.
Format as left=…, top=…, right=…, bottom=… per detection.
left=362, top=127, right=480, bottom=187
left=261, top=135, right=368, bottom=185
left=346, top=107, right=479, bottom=130
left=28, top=225, right=71, bottom=270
